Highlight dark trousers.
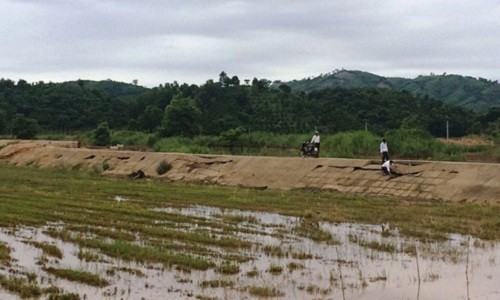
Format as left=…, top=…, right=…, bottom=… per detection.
left=381, top=166, right=390, bottom=175
left=313, top=143, right=320, bottom=157
left=381, top=151, right=389, bottom=163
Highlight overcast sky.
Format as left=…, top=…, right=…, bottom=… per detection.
left=1, top=0, right=499, bottom=87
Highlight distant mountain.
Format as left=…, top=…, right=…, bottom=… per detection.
left=285, top=70, right=499, bottom=113
left=68, top=79, right=149, bottom=101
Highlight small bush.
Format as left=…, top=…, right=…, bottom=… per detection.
left=110, top=130, right=153, bottom=147
left=156, top=160, right=172, bottom=175
left=92, top=122, right=111, bottom=146
left=327, top=130, right=378, bottom=158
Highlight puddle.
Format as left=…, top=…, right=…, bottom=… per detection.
left=1, top=206, right=498, bottom=299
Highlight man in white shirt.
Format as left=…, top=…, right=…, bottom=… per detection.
left=310, top=131, right=320, bottom=158
left=381, top=159, right=393, bottom=175
left=380, top=138, right=389, bottom=163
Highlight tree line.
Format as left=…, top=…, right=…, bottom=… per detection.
left=0, top=72, right=498, bottom=140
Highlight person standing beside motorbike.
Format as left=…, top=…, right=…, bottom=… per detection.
left=310, top=131, right=320, bottom=158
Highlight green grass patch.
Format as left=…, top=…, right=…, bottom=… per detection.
left=248, top=286, right=285, bottom=297
left=0, top=274, right=42, bottom=298
left=0, top=163, right=498, bottom=245
left=44, top=267, right=109, bottom=287
left=199, top=279, right=234, bottom=288
left=27, top=241, right=63, bottom=259
left=0, top=242, right=12, bottom=266
left=216, top=261, right=240, bottom=275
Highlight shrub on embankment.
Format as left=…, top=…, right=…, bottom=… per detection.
left=30, top=128, right=495, bottom=161
left=148, top=129, right=490, bottom=161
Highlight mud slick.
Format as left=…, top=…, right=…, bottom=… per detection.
left=0, top=140, right=498, bottom=204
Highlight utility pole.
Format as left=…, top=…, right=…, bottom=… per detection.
left=446, top=120, right=449, bottom=140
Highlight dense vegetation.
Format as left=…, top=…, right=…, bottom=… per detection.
left=286, top=69, right=500, bottom=113
left=1, top=72, right=497, bottom=145
left=91, top=129, right=492, bottom=162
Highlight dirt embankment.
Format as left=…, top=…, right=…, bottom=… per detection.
left=1, top=140, right=499, bottom=204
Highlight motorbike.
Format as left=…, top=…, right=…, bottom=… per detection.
left=299, top=141, right=318, bottom=158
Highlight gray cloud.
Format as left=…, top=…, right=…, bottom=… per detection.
left=1, top=0, right=498, bottom=87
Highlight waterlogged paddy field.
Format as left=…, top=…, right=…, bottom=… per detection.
left=0, top=165, right=499, bottom=299
left=0, top=205, right=498, bottom=300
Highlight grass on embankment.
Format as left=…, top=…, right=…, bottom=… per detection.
left=0, top=163, right=498, bottom=241
left=38, top=128, right=497, bottom=161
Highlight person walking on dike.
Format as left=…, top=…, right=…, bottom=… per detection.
left=380, top=138, right=389, bottom=163
left=381, top=159, right=393, bottom=176
left=311, top=131, right=320, bottom=158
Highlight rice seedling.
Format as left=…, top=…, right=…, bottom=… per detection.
left=248, top=286, right=285, bottom=297
left=287, top=261, right=304, bottom=271
left=43, top=267, right=109, bottom=287
left=0, top=242, right=12, bottom=266
left=216, top=261, right=240, bottom=275
left=199, top=279, right=234, bottom=288
left=246, top=267, right=259, bottom=277
left=424, top=273, right=440, bottom=282
left=357, top=240, right=396, bottom=253
left=195, top=295, right=219, bottom=300
left=27, top=241, right=63, bottom=259
left=368, top=272, right=388, bottom=282
left=293, top=218, right=334, bottom=242
left=306, top=284, right=319, bottom=294
left=46, top=292, right=81, bottom=299
left=113, top=267, right=145, bottom=277
left=220, top=214, right=258, bottom=224
left=268, top=263, right=283, bottom=275
left=262, top=245, right=286, bottom=258
left=0, top=274, right=42, bottom=298
left=291, top=251, right=313, bottom=260
left=77, top=248, right=104, bottom=263
left=177, top=277, right=192, bottom=284
left=36, top=255, right=49, bottom=266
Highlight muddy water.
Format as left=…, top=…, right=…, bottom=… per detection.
left=1, top=206, right=499, bottom=300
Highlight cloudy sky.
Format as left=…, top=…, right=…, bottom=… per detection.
left=1, top=0, right=499, bottom=87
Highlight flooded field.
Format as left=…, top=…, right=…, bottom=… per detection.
left=1, top=205, right=498, bottom=300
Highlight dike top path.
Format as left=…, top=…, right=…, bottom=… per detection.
left=0, top=140, right=498, bottom=204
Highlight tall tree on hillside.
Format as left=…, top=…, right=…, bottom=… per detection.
left=219, top=71, right=231, bottom=87
left=230, top=76, right=240, bottom=86
left=12, top=114, right=39, bottom=139
left=137, top=105, right=163, bottom=132
left=158, top=94, right=201, bottom=137
left=0, top=109, right=8, bottom=134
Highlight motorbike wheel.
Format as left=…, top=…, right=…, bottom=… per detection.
left=299, top=150, right=306, bottom=158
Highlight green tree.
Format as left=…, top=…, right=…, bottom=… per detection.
left=219, top=71, right=231, bottom=87
left=230, top=76, right=240, bottom=86
left=158, top=94, right=201, bottom=137
left=12, top=114, right=39, bottom=139
left=218, top=127, right=246, bottom=148
left=278, top=83, right=292, bottom=94
left=137, top=105, right=163, bottom=132
left=92, top=121, right=111, bottom=146
left=0, top=109, right=7, bottom=135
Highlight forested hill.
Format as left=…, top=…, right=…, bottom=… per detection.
left=2, top=75, right=496, bottom=140
left=285, top=70, right=499, bottom=113
left=69, top=79, right=149, bottom=101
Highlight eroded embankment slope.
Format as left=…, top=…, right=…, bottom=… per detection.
left=0, top=140, right=498, bottom=204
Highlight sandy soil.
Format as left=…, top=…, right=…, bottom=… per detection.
left=1, top=140, right=499, bottom=204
